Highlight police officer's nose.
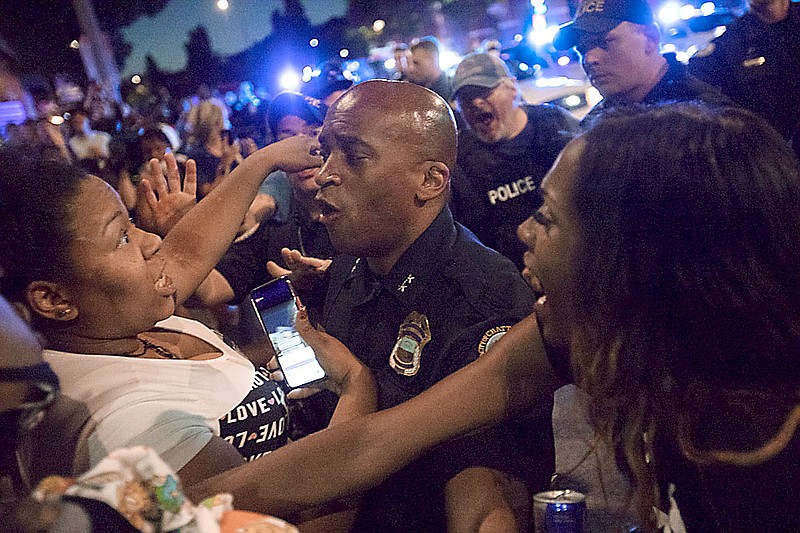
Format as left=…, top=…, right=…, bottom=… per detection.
left=315, top=160, right=341, bottom=188
left=517, top=216, right=537, bottom=251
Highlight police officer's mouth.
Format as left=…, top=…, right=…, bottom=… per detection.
left=316, top=198, right=340, bottom=224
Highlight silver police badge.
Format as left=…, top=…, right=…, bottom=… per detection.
left=389, top=311, right=431, bottom=376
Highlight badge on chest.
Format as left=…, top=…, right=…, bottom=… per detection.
left=389, top=311, right=431, bottom=376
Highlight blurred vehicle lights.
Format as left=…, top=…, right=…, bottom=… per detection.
left=519, top=63, right=530, bottom=72
left=700, top=2, right=716, bottom=15
left=564, top=95, right=582, bottom=107
left=680, top=4, right=696, bottom=19
left=557, top=56, right=570, bottom=66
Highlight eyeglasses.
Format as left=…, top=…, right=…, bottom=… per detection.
left=0, top=381, right=58, bottom=434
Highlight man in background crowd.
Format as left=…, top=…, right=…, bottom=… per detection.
left=450, top=53, right=579, bottom=269
left=405, top=37, right=453, bottom=101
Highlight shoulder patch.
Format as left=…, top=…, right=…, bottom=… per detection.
left=692, top=42, right=716, bottom=58
left=478, top=325, right=512, bottom=356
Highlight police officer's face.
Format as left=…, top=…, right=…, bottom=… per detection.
left=456, top=80, right=518, bottom=143
left=577, top=22, right=657, bottom=102
left=314, top=91, right=427, bottom=261
left=517, top=140, right=584, bottom=348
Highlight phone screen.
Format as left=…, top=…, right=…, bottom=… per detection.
left=249, top=277, right=326, bottom=388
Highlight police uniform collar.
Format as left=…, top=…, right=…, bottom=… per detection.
left=345, top=207, right=457, bottom=306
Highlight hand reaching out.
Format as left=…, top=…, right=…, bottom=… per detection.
left=135, top=153, right=197, bottom=236
left=263, top=134, right=323, bottom=175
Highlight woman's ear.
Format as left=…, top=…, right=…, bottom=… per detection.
left=417, top=162, right=450, bottom=203
left=26, top=281, right=78, bottom=322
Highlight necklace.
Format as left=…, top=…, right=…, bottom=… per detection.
left=125, top=337, right=180, bottom=360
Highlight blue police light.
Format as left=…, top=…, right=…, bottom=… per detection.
left=279, top=69, right=301, bottom=91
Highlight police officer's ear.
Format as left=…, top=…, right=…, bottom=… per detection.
left=416, top=162, right=450, bottom=205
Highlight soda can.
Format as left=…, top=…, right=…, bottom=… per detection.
left=533, top=489, right=586, bottom=533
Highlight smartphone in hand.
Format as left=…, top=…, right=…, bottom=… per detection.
left=248, top=276, right=326, bottom=388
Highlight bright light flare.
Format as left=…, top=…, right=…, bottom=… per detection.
left=658, top=3, right=681, bottom=25
left=439, top=49, right=461, bottom=70
left=339, top=48, right=349, bottom=58
left=373, top=19, right=386, bottom=32
left=216, top=0, right=229, bottom=11
left=557, top=55, right=570, bottom=66
left=385, top=58, right=396, bottom=70
left=309, top=38, right=319, bottom=47
left=69, top=40, right=80, bottom=49
left=131, top=75, right=142, bottom=84
left=700, top=2, right=716, bottom=15
left=279, top=69, right=301, bottom=91
left=528, top=26, right=559, bottom=47
left=564, top=95, right=582, bottom=107
left=662, top=43, right=676, bottom=53
left=514, top=33, right=523, bottom=42
left=50, top=115, right=65, bottom=125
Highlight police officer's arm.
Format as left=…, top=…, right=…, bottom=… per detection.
left=184, top=312, right=561, bottom=516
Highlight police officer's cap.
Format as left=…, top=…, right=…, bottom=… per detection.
left=553, top=0, right=655, bottom=51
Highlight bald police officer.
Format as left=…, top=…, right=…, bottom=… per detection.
left=313, top=80, right=552, bottom=532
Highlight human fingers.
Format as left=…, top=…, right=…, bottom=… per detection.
left=137, top=178, right=158, bottom=213
left=266, top=261, right=291, bottom=278
left=148, top=158, right=168, bottom=198
left=183, top=159, right=197, bottom=197
left=164, top=152, right=180, bottom=192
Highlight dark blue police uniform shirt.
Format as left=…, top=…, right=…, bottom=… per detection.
left=321, top=207, right=555, bottom=532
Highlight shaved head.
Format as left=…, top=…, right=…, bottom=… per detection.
left=329, top=80, right=457, bottom=169
left=315, top=80, right=458, bottom=273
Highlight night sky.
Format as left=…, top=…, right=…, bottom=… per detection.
left=122, top=0, right=347, bottom=76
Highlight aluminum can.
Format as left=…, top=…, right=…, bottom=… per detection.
left=533, top=489, right=586, bottom=533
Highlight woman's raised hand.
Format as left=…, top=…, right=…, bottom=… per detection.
left=136, top=153, right=197, bottom=236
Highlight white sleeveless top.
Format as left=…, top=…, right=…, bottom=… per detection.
left=43, top=316, right=255, bottom=473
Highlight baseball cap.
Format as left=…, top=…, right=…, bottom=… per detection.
left=553, top=0, right=655, bottom=51
left=267, top=91, right=326, bottom=134
left=452, top=53, right=514, bottom=97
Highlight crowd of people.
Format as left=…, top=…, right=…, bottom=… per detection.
left=1, top=0, right=799, bottom=531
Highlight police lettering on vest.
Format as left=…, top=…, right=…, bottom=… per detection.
left=487, top=175, right=537, bottom=205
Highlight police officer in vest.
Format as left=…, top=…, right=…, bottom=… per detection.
left=688, top=0, right=800, bottom=157
left=450, top=53, right=579, bottom=270
left=553, top=0, right=731, bottom=125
